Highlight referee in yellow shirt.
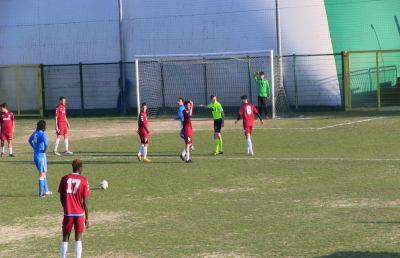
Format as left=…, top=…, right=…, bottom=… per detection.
left=200, top=95, right=224, bottom=155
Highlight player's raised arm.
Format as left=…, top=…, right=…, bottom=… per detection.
left=189, top=101, right=194, bottom=116
left=253, top=72, right=260, bottom=81
left=198, top=103, right=211, bottom=109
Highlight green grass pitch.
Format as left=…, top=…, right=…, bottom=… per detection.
left=1, top=113, right=400, bottom=257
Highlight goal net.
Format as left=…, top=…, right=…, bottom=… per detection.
left=135, top=50, right=290, bottom=118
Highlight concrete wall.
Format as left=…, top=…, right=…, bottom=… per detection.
left=0, top=0, right=120, bottom=64
left=1, top=0, right=337, bottom=64
left=0, top=0, right=341, bottom=107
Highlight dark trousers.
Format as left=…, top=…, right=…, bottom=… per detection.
left=258, top=96, right=268, bottom=118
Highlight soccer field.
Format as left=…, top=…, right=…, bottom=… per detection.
left=1, top=113, right=400, bottom=257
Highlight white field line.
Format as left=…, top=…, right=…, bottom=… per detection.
left=2, top=155, right=400, bottom=166
left=315, top=117, right=385, bottom=130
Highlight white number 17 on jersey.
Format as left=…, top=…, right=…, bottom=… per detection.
left=66, top=178, right=81, bottom=194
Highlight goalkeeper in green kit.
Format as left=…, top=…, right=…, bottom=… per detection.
left=199, top=95, right=224, bottom=155
left=253, top=71, right=271, bottom=118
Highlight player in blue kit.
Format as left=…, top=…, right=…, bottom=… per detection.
left=28, top=120, right=53, bottom=197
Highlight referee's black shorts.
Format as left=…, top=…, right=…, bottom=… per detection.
left=214, top=118, right=223, bottom=133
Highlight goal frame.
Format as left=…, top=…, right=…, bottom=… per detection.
left=135, top=50, right=276, bottom=118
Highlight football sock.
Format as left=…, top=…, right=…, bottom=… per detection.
left=219, top=139, right=223, bottom=152
left=54, top=138, right=60, bottom=151
left=65, top=139, right=69, bottom=151
left=39, top=177, right=45, bottom=196
left=181, top=149, right=186, bottom=157
left=246, top=138, right=253, bottom=154
left=139, top=144, right=144, bottom=155
left=60, top=241, right=68, bottom=258
left=9, top=147, right=12, bottom=154
left=185, top=152, right=190, bottom=161
left=44, top=177, right=49, bottom=193
left=143, top=146, right=148, bottom=158
left=215, top=139, right=220, bottom=153
left=1, top=146, right=4, bottom=153
left=75, top=241, right=82, bottom=258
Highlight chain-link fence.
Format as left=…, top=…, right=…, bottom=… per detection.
left=282, top=54, right=343, bottom=111
left=2, top=50, right=398, bottom=117
left=42, top=62, right=135, bottom=116
left=343, top=50, right=400, bottom=110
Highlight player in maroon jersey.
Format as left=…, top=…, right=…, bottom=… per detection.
left=0, top=103, right=15, bottom=157
left=180, top=100, right=194, bottom=163
left=137, top=102, right=151, bottom=163
left=54, top=96, right=73, bottom=156
left=235, top=95, right=264, bottom=155
left=58, top=159, right=90, bottom=258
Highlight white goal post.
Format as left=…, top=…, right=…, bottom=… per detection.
left=135, top=50, right=289, bottom=118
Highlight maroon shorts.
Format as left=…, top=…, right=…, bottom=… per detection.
left=244, top=126, right=253, bottom=135
left=0, top=131, right=13, bottom=141
left=62, top=216, right=85, bottom=235
left=184, top=134, right=193, bottom=145
left=138, top=131, right=150, bottom=144
left=57, top=123, right=68, bottom=136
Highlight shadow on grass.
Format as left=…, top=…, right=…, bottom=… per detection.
left=356, top=221, right=400, bottom=224
left=74, top=152, right=134, bottom=157
left=318, top=251, right=400, bottom=257
left=0, top=160, right=139, bottom=165
left=0, top=193, right=38, bottom=198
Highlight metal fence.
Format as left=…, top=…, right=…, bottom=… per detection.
left=0, top=65, right=43, bottom=116
left=1, top=50, right=399, bottom=117
left=42, top=62, right=136, bottom=116
left=343, top=50, right=400, bottom=110
left=282, top=53, right=343, bottom=111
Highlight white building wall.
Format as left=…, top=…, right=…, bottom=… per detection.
left=123, top=0, right=277, bottom=58
left=0, top=0, right=337, bottom=62
left=0, top=0, right=341, bottom=106
left=0, top=0, right=120, bottom=65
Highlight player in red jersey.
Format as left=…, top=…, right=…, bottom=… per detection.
left=180, top=100, right=193, bottom=163
left=0, top=103, right=15, bottom=157
left=54, top=96, right=73, bottom=156
left=235, top=95, right=264, bottom=155
left=137, top=102, right=151, bottom=163
left=58, top=159, right=90, bottom=258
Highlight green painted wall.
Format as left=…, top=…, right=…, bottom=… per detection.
left=324, top=0, right=400, bottom=107
left=325, top=0, right=400, bottom=52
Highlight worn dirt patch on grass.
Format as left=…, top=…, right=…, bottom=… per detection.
left=313, top=199, right=400, bottom=208
left=209, top=187, right=256, bottom=194
left=193, top=252, right=251, bottom=258
left=0, top=211, right=130, bottom=245
left=87, top=252, right=144, bottom=258
left=13, top=119, right=215, bottom=144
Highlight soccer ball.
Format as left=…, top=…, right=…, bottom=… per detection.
left=99, top=180, right=109, bottom=190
